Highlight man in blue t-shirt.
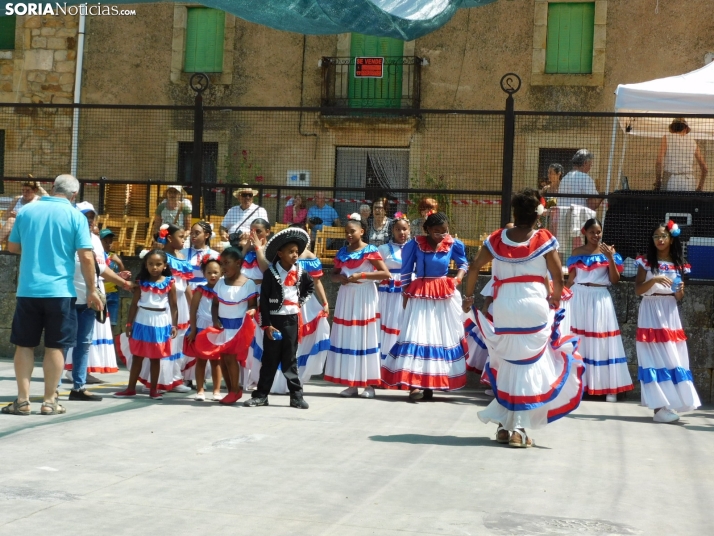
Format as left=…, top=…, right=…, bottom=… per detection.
left=2, top=174, right=102, bottom=417
left=307, top=191, right=340, bottom=231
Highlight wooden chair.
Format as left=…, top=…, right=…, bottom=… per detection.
left=101, top=216, right=128, bottom=255
left=122, top=217, right=140, bottom=256
left=143, top=215, right=156, bottom=249
left=314, top=226, right=345, bottom=264
left=449, top=237, right=491, bottom=273
left=271, top=222, right=288, bottom=233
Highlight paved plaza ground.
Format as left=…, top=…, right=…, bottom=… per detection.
left=0, top=359, right=712, bottom=536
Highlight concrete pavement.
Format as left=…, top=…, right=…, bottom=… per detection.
left=0, top=359, right=712, bottom=536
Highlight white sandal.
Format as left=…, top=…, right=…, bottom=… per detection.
left=509, top=428, right=534, bottom=448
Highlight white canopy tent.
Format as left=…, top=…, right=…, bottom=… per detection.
left=604, top=62, right=714, bottom=195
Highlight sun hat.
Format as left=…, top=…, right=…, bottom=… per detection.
left=76, top=201, right=96, bottom=215
left=166, top=184, right=183, bottom=193
left=232, top=183, right=259, bottom=199
left=264, top=227, right=310, bottom=263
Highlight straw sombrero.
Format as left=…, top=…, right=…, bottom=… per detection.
left=232, top=183, right=259, bottom=198
left=265, top=227, right=310, bottom=263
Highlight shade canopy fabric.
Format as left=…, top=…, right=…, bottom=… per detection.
left=3, top=1, right=497, bottom=41
left=614, top=62, right=714, bottom=139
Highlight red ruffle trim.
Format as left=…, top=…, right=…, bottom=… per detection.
left=486, top=228, right=555, bottom=260
left=571, top=327, right=621, bottom=338
left=193, top=318, right=255, bottom=365
left=380, top=369, right=467, bottom=390
left=301, top=310, right=328, bottom=338
left=403, top=277, right=455, bottom=300
left=415, top=234, right=454, bottom=253
left=569, top=261, right=624, bottom=273
left=333, top=251, right=383, bottom=270
left=636, top=327, right=687, bottom=343
left=139, top=278, right=175, bottom=294
left=129, top=339, right=173, bottom=359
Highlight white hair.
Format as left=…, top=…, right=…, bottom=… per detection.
left=359, top=204, right=371, bottom=212
left=53, top=174, right=80, bottom=197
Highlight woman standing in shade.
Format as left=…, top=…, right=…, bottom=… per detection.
left=324, top=214, right=390, bottom=398
left=463, top=189, right=585, bottom=448
left=635, top=221, right=700, bottom=422
left=381, top=212, right=469, bottom=400
left=566, top=218, right=633, bottom=401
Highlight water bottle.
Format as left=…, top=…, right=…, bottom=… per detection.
left=671, top=274, right=682, bottom=293
left=272, top=330, right=283, bottom=340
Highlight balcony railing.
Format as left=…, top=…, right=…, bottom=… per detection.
left=320, top=56, right=422, bottom=112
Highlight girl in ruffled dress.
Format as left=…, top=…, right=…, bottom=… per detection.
left=464, top=189, right=584, bottom=448
left=635, top=221, right=700, bottom=423
left=324, top=214, right=390, bottom=398
left=195, top=247, right=258, bottom=405
left=381, top=212, right=469, bottom=400
left=566, top=218, right=633, bottom=401
left=184, top=257, right=224, bottom=401
left=376, top=213, right=410, bottom=363
left=114, top=250, right=178, bottom=399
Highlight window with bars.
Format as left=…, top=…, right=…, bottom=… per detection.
left=545, top=2, right=595, bottom=74
left=0, top=16, right=16, bottom=50
left=184, top=8, right=225, bottom=73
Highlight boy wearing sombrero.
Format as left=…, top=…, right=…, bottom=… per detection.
left=245, top=228, right=314, bottom=409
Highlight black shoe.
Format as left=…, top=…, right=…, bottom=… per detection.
left=422, top=389, right=434, bottom=401
left=290, top=396, right=309, bottom=409
left=244, top=396, right=269, bottom=407
left=69, top=389, right=103, bottom=402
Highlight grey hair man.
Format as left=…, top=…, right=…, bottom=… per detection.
left=2, top=174, right=103, bottom=416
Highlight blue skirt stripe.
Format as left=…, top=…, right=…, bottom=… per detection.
left=494, top=323, right=547, bottom=335
left=329, top=345, right=379, bottom=357
left=91, top=338, right=114, bottom=346
left=583, top=357, right=628, bottom=366
left=219, top=316, right=244, bottom=330
left=388, top=341, right=466, bottom=363
left=297, top=338, right=331, bottom=368
left=132, top=322, right=172, bottom=344
left=638, top=366, right=693, bottom=385
left=251, top=337, right=263, bottom=361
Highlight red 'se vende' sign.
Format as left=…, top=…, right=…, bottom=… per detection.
left=355, top=57, right=384, bottom=78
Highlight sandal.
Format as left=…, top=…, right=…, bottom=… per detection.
left=509, top=428, right=534, bottom=448
left=1, top=399, right=30, bottom=416
left=40, top=400, right=67, bottom=415
left=409, top=389, right=424, bottom=400
left=496, top=425, right=510, bottom=444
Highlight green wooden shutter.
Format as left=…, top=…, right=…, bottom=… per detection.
left=348, top=33, right=404, bottom=108
left=0, top=15, right=16, bottom=50
left=545, top=3, right=595, bottom=74
left=185, top=8, right=225, bottom=73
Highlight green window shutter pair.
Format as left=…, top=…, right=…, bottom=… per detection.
left=348, top=33, right=404, bottom=108
left=545, top=2, right=595, bottom=74
left=185, top=8, right=225, bottom=73
left=0, top=15, right=16, bottom=50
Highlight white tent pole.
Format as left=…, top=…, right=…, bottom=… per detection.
left=602, top=116, right=618, bottom=225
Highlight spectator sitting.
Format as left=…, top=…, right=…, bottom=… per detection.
left=0, top=179, right=48, bottom=246
left=2, top=174, right=102, bottom=416
left=410, top=197, right=438, bottom=237
left=557, top=150, right=602, bottom=211
left=307, top=192, right=340, bottom=232
left=153, top=185, right=192, bottom=235
left=283, top=194, right=308, bottom=225
left=656, top=118, right=708, bottom=191
left=359, top=203, right=372, bottom=223
left=222, top=183, right=269, bottom=234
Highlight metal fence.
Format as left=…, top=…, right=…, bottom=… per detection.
left=1, top=74, right=714, bottom=276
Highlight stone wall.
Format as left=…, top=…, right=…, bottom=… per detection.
left=1, top=251, right=711, bottom=402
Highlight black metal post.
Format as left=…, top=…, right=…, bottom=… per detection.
left=98, top=176, right=106, bottom=214
left=275, top=187, right=282, bottom=223
left=500, top=73, right=521, bottom=227
left=190, top=73, right=209, bottom=219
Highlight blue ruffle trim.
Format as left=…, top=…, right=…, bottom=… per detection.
left=166, top=254, right=193, bottom=277
left=298, top=257, right=322, bottom=272
left=567, top=252, right=624, bottom=268
left=638, top=366, right=693, bottom=385
left=139, top=276, right=174, bottom=291
left=335, top=244, right=379, bottom=262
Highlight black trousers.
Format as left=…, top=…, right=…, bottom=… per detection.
left=255, top=314, right=302, bottom=397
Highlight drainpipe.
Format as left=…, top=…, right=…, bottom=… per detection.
left=70, top=13, right=86, bottom=177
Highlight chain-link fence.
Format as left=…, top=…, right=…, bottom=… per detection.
left=1, top=102, right=713, bottom=276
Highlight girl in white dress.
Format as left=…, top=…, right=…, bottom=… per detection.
left=464, top=189, right=585, bottom=448
left=324, top=214, right=390, bottom=398
left=635, top=221, right=700, bottom=423
left=566, top=218, right=633, bottom=401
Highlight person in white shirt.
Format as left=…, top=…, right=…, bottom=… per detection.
left=557, top=150, right=602, bottom=211
left=222, top=184, right=269, bottom=234
left=656, top=118, right=708, bottom=191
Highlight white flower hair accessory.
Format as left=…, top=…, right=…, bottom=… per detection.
left=536, top=204, right=545, bottom=216
left=348, top=213, right=361, bottom=221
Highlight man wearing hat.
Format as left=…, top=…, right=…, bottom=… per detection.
left=68, top=202, right=132, bottom=401
left=656, top=118, right=708, bottom=191
left=153, top=184, right=192, bottom=235
left=245, top=228, right=313, bottom=409
left=222, top=183, right=269, bottom=234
